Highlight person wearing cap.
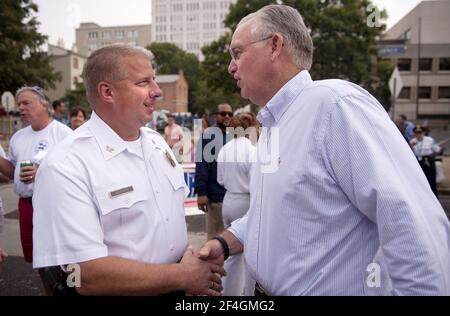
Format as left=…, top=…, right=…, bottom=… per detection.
left=0, top=86, right=72, bottom=263
left=0, top=86, right=72, bottom=290
left=198, top=4, right=450, bottom=295
left=410, top=125, right=441, bottom=196
left=32, top=45, right=225, bottom=296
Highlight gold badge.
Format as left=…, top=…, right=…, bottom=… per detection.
left=109, top=186, right=134, bottom=198
left=165, top=150, right=176, bottom=167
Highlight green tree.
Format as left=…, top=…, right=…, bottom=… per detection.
left=147, top=43, right=201, bottom=112
left=202, top=0, right=393, bottom=111
left=198, top=33, right=245, bottom=113
left=0, top=0, right=60, bottom=93
left=62, top=81, right=90, bottom=113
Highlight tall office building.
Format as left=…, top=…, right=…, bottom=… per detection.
left=378, top=0, right=450, bottom=125
left=152, top=0, right=237, bottom=60
left=75, top=23, right=152, bottom=57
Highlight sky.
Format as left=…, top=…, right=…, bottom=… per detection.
left=33, top=0, right=423, bottom=50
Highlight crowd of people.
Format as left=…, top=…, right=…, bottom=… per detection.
left=0, top=4, right=449, bottom=296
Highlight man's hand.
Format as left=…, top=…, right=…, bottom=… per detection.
left=0, top=247, right=8, bottom=262
left=197, top=195, right=209, bottom=213
left=197, top=239, right=225, bottom=266
left=19, top=165, right=37, bottom=184
left=180, top=247, right=226, bottom=296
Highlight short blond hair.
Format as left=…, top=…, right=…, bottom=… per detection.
left=81, top=44, right=155, bottom=107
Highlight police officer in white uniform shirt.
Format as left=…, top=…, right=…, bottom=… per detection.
left=32, top=45, right=225, bottom=296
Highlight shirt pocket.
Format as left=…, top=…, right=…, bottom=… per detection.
left=94, top=185, right=148, bottom=240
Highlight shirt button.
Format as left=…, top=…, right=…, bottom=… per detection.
left=165, top=217, right=169, bottom=222
left=156, top=190, right=159, bottom=194
left=253, top=234, right=258, bottom=240
left=170, top=246, right=174, bottom=251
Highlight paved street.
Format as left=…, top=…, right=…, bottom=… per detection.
left=1, top=154, right=450, bottom=295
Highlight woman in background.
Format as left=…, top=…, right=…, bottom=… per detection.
left=217, top=112, right=258, bottom=296
left=70, top=107, right=87, bottom=130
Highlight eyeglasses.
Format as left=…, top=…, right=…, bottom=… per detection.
left=217, top=111, right=233, bottom=117
left=229, top=35, right=272, bottom=61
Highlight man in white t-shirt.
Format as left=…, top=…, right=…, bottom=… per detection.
left=0, top=87, right=72, bottom=280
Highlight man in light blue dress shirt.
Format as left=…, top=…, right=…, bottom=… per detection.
left=199, top=4, right=450, bottom=295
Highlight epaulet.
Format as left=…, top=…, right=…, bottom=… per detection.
left=142, top=126, right=164, bottom=139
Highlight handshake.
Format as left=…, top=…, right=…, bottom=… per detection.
left=179, top=237, right=229, bottom=296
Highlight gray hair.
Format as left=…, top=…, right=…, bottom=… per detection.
left=238, top=4, right=313, bottom=70
left=15, top=86, right=51, bottom=113
left=81, top=44, right=155, bottom=107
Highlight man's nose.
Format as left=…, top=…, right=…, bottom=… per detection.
left=228, top=60, right=237, bottom=75
left=150, top=87, right=162, bottom=99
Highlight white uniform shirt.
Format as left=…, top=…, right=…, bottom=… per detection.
left=217, top=137, right=256, bottom=193
left=410, top=136, right=441, bottom=159
left=7, top=120, right=72, bottom=198
left=229, top=71, right=450, bottom=295
left=32, top=112, right=189, bottom=268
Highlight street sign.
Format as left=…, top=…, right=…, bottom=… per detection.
left=378, top=46, right=406, bottom=58
left=1, top=91, right=15, bottom=112
left=389, top=67, right=403, bottom=99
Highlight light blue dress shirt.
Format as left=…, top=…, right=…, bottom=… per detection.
left=229, top=70, right=450, bottom=295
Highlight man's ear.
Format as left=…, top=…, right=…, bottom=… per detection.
left=97, top=81, right=114, bottom=103
left=270, top=33, right=284, bottom=61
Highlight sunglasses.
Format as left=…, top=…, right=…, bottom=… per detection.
left=17, top=85, right=49, bottom=102
left=217, top=111, right=233, bottom=117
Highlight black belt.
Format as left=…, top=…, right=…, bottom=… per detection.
left=20, top=197, right=33, bottom=203
left=254, top=283, right=269, bottom=296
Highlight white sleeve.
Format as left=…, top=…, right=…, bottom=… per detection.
left=32, top=157, right=107, bottom=268
left=7, top=135, right=17, bottom=165
left=321, top=93, right=450, bottom=295
left=228, top=211, right=248, bottom=246
left=217, top=147, right=225, bottom=186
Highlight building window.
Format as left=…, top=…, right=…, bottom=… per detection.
left=438, top=87, right=450, bottom=99
left=418, top=87, right=432, bottom=99
left=88, top=32, right=98, bottom=39
left=419, top=58, right=433, bottom=71
left=398, top=87, right=411, bottom=99
left=403, top=29, right=411, bottom=41
left=397, top=58, right=411, bottom=71
left=116, top=31, right=124, bottom=39
left=102, top=31, right=110, bottom=39
left=439, top=58, right=450, bottom=71
left=73, top=57, right=79, bottom=69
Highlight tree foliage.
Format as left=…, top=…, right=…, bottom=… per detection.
left=201, top=0, right=393, bottom=111
left=62, top=81, right=90, bottom=113
left=0, top=0, right=60, bottom=94
left=147, top=42, right=201, bottom=112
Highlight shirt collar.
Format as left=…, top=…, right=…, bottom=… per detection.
left=257, top=70, right=313, bottom=127
left=86, top=111, right=129, bottom=161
